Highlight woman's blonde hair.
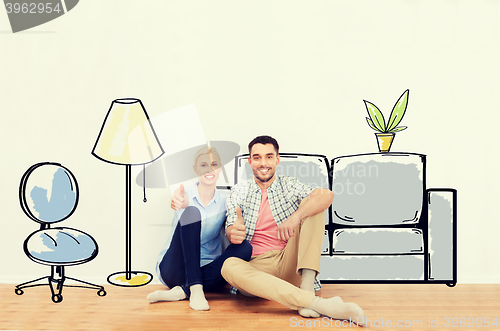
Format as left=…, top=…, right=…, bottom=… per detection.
left=193, top=145, right=221, bottom=166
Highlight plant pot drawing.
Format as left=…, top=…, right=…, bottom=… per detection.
left=364, top=89, right=410, bottom=153
left=375, top=132, right=395, bottom=152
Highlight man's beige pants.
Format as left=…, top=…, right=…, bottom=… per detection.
left=221, top=203, right=325, bottom=310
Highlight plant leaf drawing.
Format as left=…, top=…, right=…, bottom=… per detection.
left=366, top=117, right=379, bottom=131
left=389, top=126, right=407, bottom=133
left=386, top=89, right=409, bottom=132
left=365, top=89, right=410, bottom=133
left=364, top=100, right=386, bottom=132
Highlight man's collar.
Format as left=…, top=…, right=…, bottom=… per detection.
left=250, top=175, right=280, bottom=192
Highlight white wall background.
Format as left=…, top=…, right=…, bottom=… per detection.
left=0, top=0, right=498, bottom=284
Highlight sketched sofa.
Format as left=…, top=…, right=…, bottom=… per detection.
left=232, top=152, right=457, bottom=287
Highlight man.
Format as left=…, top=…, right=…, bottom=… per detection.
left=222, top=135, right=365, bottom=325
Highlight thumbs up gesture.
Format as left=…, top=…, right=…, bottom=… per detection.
left=171, top=184, right=188, bottom=210
left=229, top=207, right=246, bottom=244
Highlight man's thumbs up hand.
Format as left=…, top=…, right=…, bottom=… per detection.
left=171, top=184, right=188, bottom=210
left=229, top=207, right=246, bottom=244
left=235, top=207, right=245, bottom=225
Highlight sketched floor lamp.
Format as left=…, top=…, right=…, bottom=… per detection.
left=92, top=98, right=164, bottom=287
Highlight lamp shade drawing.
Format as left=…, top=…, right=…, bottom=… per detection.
left=92, top=98, right=164, bottom=287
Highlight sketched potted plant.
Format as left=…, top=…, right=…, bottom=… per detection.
left=364, top=89, right=409, bottom=152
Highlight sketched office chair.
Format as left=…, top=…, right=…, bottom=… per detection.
left=15, top=162, right=106, bottom=303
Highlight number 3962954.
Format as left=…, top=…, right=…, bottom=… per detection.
left=5, top=2, right=63, bottom=14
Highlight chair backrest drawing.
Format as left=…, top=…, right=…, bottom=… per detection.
left=19, top=162, right=79, bottom=227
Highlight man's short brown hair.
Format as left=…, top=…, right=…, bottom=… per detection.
left=248, top=135, right=279, bottom=155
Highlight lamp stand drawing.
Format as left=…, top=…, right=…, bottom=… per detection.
left=92, top=98, right=164, bottom=287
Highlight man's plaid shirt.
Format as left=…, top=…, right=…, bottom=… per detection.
left=225, top=175, right=321, bottom=293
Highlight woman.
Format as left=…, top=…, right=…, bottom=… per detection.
left=147, top=146, right=252, bottom=310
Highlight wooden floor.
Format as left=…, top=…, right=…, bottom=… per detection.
left=1, top=283, right=498, bottom=330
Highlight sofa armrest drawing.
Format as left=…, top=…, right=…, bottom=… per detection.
left=427, top=189, right=457, bottom=286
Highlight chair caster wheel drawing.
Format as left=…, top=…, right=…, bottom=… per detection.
left=97, top=289, right=107, bottom=297
left=52, top=294, right=63, bottom=303
left=446, top=282, right=456, bottom=288
left=15, top=288, right=24, bottom=295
